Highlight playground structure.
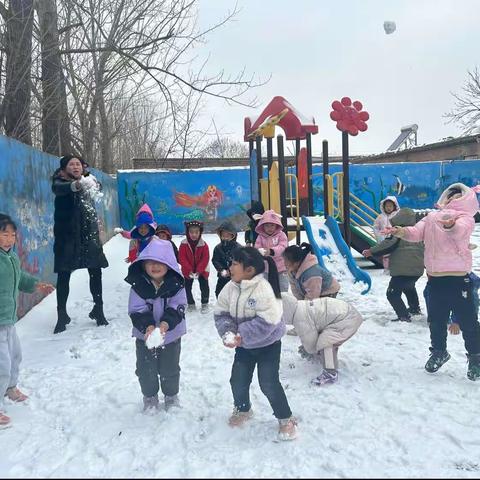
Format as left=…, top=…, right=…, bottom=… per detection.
left=244, top=96, right=380, bottom=294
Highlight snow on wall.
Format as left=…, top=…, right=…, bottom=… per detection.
left=0, top=135, right=119, bottom=318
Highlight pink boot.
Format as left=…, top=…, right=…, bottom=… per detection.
left=0, top=411, right=11, bottom=427
left=5, top=386, right=28, bottom=402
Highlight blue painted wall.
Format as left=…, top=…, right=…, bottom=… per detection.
left=0, top=135, right=119, bottom=317
left=117, top=168, right=251, bottom=234
left=119, top=159, right=480, bottom=235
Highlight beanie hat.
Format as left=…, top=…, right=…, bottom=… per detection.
left=59, top=154, right=88, bottom=170
left=184, top=220, right=204, bottom=234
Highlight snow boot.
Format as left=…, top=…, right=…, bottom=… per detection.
left=53, top=308, right=71, bottom=334
left=143, top=395, right=160, bottom=411
left=311, top=369, right=338, bottom=386
left=467, top=353, right=480, bottom=381
left=5, top=386, right=28, bottom=403
left=0, top=412, right=11, bottom=428
left=89, top=304, right=109, bottom=326
left=425, top=349, right=451, bottom=373
left=228, top=408, right=253, bottom=427
left=164, top=394, right=180, bottom=411
left=278, top=417, right=298, bottom=441
left=408, top=307, right=422, bottom=316
left=200, top=304, right=210, bottom=315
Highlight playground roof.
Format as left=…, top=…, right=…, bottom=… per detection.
left=244, top=96, right=319, bottom=141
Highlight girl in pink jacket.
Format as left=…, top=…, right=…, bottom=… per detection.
left=385, top=183, right=480, bottom=381
left=254, top=210, right=289, bottom=292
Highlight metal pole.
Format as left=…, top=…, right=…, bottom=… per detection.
left=266, top=137, right=273, bottom=208
left=322, top=140, right=329, bottom=217
left=248, top=139, right=254, bottom=157
left=277, top=134, right=288, bottom=232
left=255, top=136, right=263, bottom=206
left=306, top=132, right=313, bottom=216
left=342, top=131, right=351, bottom=247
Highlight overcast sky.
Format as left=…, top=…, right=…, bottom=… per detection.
left=194, top=0, right=480, bottom=157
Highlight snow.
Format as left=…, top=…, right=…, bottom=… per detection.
left=3, top=229, right=480, bottom=477
left=118, top=165, right=250, bottom=173
left=145, top=328, right=165, bottom=349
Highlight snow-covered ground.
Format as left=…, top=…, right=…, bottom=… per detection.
left=2, top=230, right=480, bottom=478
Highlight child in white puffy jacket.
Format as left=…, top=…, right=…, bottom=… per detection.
left=282, top=293, right=364, bottom=386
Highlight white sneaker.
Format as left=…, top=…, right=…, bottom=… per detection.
left=186, top=304, right=196, bottom=313
left=200, top=304, right=210, bottom=314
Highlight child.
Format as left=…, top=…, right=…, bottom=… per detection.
left=126, top=204, right=156, bottom=263
left=385, top=183, right=480, bottom=380
left=363, top=208, right=424, bottom=322
left=178, top=220, right=210, bottom=313
left=0, top=214, right=55, bottom=427
left=254, top=209, right=289, bottom=292
left=282, top=293, right=364, bottom=386
left=214, top=247, right=297, bottom=441
left=373, top=196, right=400, bottom=272
left=155, top=224, right=179, bottom=261
left=245, top=200, right=265, bottom=247
left=212, top=221, right=241, bottom=298
left=125, top=238, right=187, bottom=411
left=283, top=243, right=340, bottom=300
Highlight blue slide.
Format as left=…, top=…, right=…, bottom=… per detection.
left=302, top=215, right=371, bottom=295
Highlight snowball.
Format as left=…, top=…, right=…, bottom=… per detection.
left=223, top=332, right=237, bottom=345
left=146, top=328, right=165, bottom=349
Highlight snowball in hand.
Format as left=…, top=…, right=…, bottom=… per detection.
left=146, top=328, right=165, bottom=349
left=79, top=174, right=103, bottom=201
left=223, top=332, right=237, bottom=345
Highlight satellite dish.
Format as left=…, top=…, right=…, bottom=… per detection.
left=383, top=21, right=396, bottom=34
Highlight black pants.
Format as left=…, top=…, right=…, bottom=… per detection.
left=135, top=338, right=181, bottom=397
left=230, top=340, right=292, bottom=420
left=56, top=268, right=103, bottom=310
left=427, top=276, right=480, bottom=354
left=386, top=275, right=420, bottom=318
left=184, top=276, right=210, bottom=305
left=215, top=276, right=230, bottom=298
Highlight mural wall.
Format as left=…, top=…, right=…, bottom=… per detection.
left=117, top=168, right=251, bottom=234
left=0, top=135, right=119, bottom=317
left=119, top=159, right=480, bottom=235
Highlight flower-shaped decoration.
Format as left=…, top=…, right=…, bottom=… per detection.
left=330, top=97, right=369, bottom=136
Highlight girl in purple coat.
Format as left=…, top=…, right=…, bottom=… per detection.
left=125, top=238, right=187, bottom=411
left=214, top=247, right=297, bottom=441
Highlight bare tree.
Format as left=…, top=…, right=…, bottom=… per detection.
left=36, top=0, right=72, bottom=154
left=446, top=67, right=480, bottom=135
left=1, top=0, right=34, bottom=144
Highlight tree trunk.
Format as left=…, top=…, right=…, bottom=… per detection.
left=36, top=0, right=72, bottom=155
left=3, top=0, right=34, bottom=144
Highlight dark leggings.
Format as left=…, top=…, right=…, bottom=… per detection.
left=56, top=268, right=103, bottom=310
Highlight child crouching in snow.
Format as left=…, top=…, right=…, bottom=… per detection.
left=282, top=293, right=364, bottom=386
left=125, top=238, right=187, bottom=411
left=0, top=214, right=55, bottom=427
left=214, top=246, right=297, bottom=441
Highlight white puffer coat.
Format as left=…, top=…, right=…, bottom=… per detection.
left=282, top=293, right=364, bottom=354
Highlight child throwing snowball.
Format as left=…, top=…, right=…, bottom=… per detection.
left=0, top=214, right=55, bottom=427
left=214, top=246, right=297, bottom=441
left=125, top=238, right=187, bottom=411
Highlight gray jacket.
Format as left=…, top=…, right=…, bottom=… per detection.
left=370, top=208, right=424, bottom=277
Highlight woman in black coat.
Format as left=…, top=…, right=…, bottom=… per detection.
left=52, top=154, right=109, bottom=334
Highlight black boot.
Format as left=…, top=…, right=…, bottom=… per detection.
left=53, top=308, right=71, bottom=334
left=89, top=304, right=109, bottom=326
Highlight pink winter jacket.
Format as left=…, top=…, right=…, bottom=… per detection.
left=255, top=210, right=289, bottom=273
left=399, top=183, right=478, bottom=275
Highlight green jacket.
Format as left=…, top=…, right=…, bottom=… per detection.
left=0, top=248, right=38, bottom=326
left=370, top=208, right=425, bottom=277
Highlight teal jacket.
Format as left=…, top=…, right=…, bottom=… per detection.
left=0, top=248, right=38, bottom=326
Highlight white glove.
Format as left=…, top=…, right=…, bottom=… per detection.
left=258, top=247, right=267, bottom=256
left=220, top=269, right=229, bottom=278
left=189, top=273, right=199, bottom=279
left=114, top=227, right=124, bottom=234
left=145, top=328, right=165, bottom=349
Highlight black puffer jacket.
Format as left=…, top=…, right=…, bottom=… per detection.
left=52, top=169, right=109, bottom=273
left=244, top=201, right=265, bottom=246
left=212, top=221, right=241, bottom=276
